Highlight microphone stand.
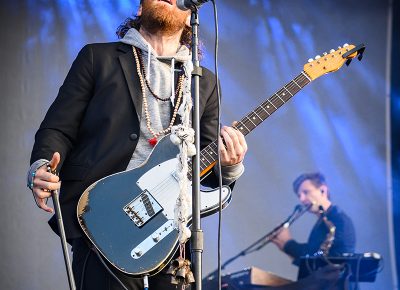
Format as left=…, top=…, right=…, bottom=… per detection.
left=189, top=7, right=204, bottom=290
left=52, top=188, right=76, bottom=290
left=47, top=165, right=76, bottom=290
left=203, top=205, right=310, bottom=282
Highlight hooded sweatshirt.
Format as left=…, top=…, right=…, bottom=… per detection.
left=26, top=29, right=244, bottom=191
left=120, top=28, right=244, bottom=184
left=120, top=28, right=192, bottom=169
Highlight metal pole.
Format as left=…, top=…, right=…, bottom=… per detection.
left=190, top=8, right=204, bottom=290
left=52, top=189, right=76, bottom=290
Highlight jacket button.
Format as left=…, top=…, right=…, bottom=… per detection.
left=129, top=133, right=138, bottom=141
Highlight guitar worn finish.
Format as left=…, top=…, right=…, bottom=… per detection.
left=77, top=44, right=365, bottom=277
left=77, top=135, right=231, bottom=276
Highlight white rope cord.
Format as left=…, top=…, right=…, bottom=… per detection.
left=171, top=60, right=195, bottom=244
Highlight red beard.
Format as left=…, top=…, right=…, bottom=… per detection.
left=140, top=0, right=189, bottom=36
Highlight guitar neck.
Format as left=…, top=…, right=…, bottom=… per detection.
left=189, top=71, right=312, bottom=179
left=234, top=72, right=311, bottom=136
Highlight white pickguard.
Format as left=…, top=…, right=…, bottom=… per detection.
left=136, top=158, right=231, bottom=221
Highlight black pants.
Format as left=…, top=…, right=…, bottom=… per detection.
left=72, top=238, right=190, bottom=290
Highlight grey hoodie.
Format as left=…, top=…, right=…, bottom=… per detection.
left=120, top=28, right=244, bottom=184
left=121, top=28, right=192, bottom=169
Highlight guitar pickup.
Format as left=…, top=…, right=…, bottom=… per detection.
left=123, top=190, right=163, bottom=227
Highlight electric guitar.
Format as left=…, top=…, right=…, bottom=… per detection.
left=77, top=44, right=365, bottom=277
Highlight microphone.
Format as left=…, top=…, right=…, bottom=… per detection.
left=176, top=0, right=209, bottom=11
left=283, top=204, right=303, bottom=228
left=318, top=205, right=326, bottom=216
left=267, top=204, right=310, bottom=242
left=294, top=204, right=303, bottom=212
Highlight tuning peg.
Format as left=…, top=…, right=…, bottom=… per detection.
left=329, top=49, right=335, bottom=53
left=323, top=52, right=328, bottom=56
left=308, top=58, right=314, bottom=63
left=315, top=55, right=321, bottom=59
left=338, top=46, right=342, bottom=49
left=343, top=43, right=349, bottom=47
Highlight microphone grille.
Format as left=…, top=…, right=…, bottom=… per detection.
left=176, top=0, right=189, bottom=10
left=295, top=204, right=303, bottom=211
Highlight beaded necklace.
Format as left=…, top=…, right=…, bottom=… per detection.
left=132, top=46, right=185, bottom=146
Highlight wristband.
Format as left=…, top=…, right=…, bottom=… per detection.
left=27, top=159, right=49, bottom=190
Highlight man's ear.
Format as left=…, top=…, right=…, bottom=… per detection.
left=319, top=185, right=328, bottom=195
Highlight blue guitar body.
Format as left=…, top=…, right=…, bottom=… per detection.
left=77, top=134, right=231, bottom=276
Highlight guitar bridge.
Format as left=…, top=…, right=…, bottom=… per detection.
left=123, top=190, right=163, bottom=227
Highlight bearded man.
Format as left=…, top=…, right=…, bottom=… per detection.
left=27, top=0, right=247, bottom=289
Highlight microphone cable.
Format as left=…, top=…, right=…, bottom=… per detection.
left=209, top=1, right=223, bottom=290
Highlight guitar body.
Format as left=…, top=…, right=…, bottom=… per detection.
left=77, top=134, right=231, bottom=276
left=77, top=43, right=363, bottom=277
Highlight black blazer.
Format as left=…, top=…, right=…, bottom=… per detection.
left=30, top=42, right=220, bottom=239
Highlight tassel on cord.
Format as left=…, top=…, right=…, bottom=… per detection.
left=168, top=59, right=196, bottom=289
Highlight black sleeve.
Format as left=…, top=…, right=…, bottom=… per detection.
left=30, top=45, right=94, bottom=169
left=195, top=66, right=219, bottom=151
left=284, top=209, right=356, bottom=267
left=329, top=212, right=356, bottom=255
left=197, top=68, right=232, bottom=189
left=283, top=240, right=311, bottom=266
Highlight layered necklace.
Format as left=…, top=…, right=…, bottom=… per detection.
left=132, top=46, right=185, bottom=146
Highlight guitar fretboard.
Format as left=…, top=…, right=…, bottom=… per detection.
left=188, top=71, right=311, bottom=180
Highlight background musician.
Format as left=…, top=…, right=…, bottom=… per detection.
left=272, top=172, right=356, bottom=266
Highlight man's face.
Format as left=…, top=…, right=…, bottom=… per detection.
left=140, top=0, right=190, bottom=35
left=296, top=180, right=328, bottom=213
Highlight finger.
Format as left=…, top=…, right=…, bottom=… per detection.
left=220, top=132, right=236, bottom=163
left=222, top=126, right=246, bottom=160
left=218, top=137, right=229, bottom=159
left=34, top=179, right=61, bottom=192
left=234, top=128, right=248, bottom=151
left=220, top=127, right=236, bottom=153
left=218, top=136, right=233, bottom=166
left=222, top=126, right=240, bottom=145
left=49, top=152, right=61, bottom=171
left=219, top=138, right=242, bottom=166
left=33, top=187, right=53, bottom=200
left=225, top=125, right=247, bottom=151
left=231, top=131, right=247, bottom=159
left=34, top=169, right=60, bottom=183
left=36, top=197, right=54, bottom=213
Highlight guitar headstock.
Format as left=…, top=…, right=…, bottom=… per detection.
left=304, top=44, right=365, bottom=80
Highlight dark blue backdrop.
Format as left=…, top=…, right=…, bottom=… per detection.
left=391, top=0, right=400, bottom=287
left=0, top=1, right=396, bottom=289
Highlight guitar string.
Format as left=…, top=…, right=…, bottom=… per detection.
left=186, top=76, right=308, bottom=190
left=237, top=73, right=309, bottom=134
left=241, top=73, right=309, bottom=131
left=141, top=171, right=189, bottom=208
left=238, top=74, right=306, bottom=133
left=189, top=73, right=309, bottom=176
left=132, top=73, right=310, bottom=216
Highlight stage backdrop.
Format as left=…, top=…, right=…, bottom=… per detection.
left=0, top=0, right=394, bottom=289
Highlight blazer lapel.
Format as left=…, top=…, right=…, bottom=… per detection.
left=118, top=43, right=142, bottom=121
